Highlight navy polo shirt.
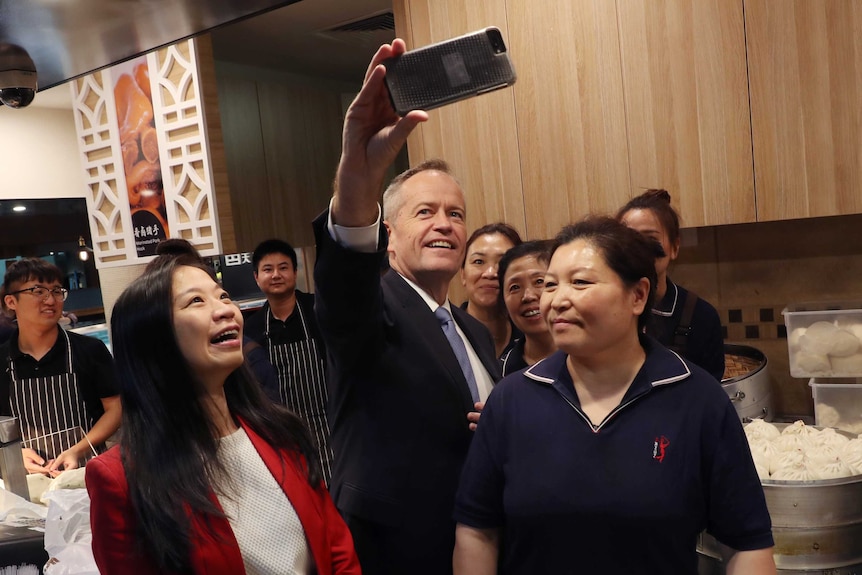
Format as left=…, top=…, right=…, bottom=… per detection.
left=649, top=279, right=725, bottom=381
left=454, top=338, right=773, bottom=575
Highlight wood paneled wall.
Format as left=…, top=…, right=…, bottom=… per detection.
left=216, top=67, right=346, bottom=251
left=746, top=0, right=862, bottom=221
left=397, top=0, right=528, bottom=240
left=617, top=0, right=754, bottom=226
left=393, top=0, right=757, bottom=241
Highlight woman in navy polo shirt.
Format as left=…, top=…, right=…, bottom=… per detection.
left=617, top=189, right=725, bottom=381
left=453, top=217, right=774, bottom=575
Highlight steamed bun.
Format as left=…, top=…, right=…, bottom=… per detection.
left=814, top=404, right=842, bottom=429
left=744, top=419, right=781, bottom=442
left=793, top=351, right=831, bottom=375
left=771, top=458, right=819, bottom=481
left=830, top=354, right=862, bottom=376
left=808, top=455, right=854, bottom=480
left=800, top=322, right=841, bottom=355
left=829, top=330, right=860, bottom=357
left=789, top=327, right=807, bottom=352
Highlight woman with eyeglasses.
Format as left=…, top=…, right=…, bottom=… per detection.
left=0, top=258, right=121, bottom=476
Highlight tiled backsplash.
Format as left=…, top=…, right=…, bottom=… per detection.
left=671, top=213, right=862, bottom=418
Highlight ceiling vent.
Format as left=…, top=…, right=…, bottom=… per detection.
left=328, top=12, right=395, bottom=33
left=315, top=11, right=395, bottom=46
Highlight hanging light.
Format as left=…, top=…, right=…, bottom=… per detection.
left=77, top=236, right=93, bottom=261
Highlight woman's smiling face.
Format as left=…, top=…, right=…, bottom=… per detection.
left=172, top=265, right=244, bottom=388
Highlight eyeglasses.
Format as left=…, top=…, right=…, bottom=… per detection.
left=8, top=286, right=69, bottom=302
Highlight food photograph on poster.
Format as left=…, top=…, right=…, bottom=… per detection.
left=112, top=55, right=169, bottom=256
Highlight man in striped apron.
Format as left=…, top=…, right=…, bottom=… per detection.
left=1, top=258, right=121, bottom=476
left=244, top=239, right=333, bottom=484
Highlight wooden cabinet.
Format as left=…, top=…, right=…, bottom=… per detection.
left=617, top=0, right=754, bottom=227
left=394, top=0, right=755, bottom=239
left=745, top=0, right=862, bottom=221
left=506, top=0, right=631, bottom=239
left=395, top=0, right=528, bottom=239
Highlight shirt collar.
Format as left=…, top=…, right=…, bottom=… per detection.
left=652, top=278, right=678, bottom=317
left=523, top=335, right=691, bottom=398
left=398, top=272, right=450, bottom=313
left=7, top=327, right=64, bottom=362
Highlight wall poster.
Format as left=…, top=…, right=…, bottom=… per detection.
left=112, top=55, right=168, bottom=256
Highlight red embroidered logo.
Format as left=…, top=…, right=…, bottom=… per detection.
left=653, top=436, right=670, bottom=462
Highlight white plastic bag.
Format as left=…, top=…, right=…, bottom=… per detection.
left=41, top=489, right=98, bottom=575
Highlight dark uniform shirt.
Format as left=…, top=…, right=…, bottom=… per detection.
left=245, top=291, right=324, bottom=350
left=499, top=338, right=528, bottom=377
left=648, top=279, right=725, bottom=381
left=455, top=338, right=773, bottom=575
left=0, top=329, right=118, bottom=420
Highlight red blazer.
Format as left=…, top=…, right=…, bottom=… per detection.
left=86, top=421, right=361, bottom=575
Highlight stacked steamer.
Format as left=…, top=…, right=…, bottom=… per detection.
left=698, top=300, right=862, bottom=575
left=783, top=302, right=862, bottom=434
left=699, top=420, right=862, bottom=574
left=722, top=344, right=773, bottom=422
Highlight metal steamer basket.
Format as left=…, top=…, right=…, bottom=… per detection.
left=722, top=344, right=773, bottom=422
left=698, top=425, right=862, bottom=574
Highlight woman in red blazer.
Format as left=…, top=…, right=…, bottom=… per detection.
left=86, top=254, right=360, bottom=574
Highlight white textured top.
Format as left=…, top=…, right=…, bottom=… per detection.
left=215, top=428, right=311, bottom=575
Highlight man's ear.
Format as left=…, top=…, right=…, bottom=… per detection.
left=4, top=295, right=17, bottom=313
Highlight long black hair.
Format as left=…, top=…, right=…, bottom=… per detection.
left=111, top=256, right=322, bottom=571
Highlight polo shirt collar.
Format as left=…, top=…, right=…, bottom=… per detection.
left=652, top=278, right=679, bottom=317
left=523, top=335, right=692, bottom=403
left=7, top=327, right=64, bottom=363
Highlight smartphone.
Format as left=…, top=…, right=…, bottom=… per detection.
left=383, top=27, right=517, bottom=116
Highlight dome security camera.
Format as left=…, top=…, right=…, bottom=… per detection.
left=0, top=44, right=37, bottom=109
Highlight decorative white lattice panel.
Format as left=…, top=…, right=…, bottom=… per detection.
left=69, top=38, right=221, bottom=269
left=149, top=40, right=221, bottom=257
left=70, top=72, right=134, bottom=267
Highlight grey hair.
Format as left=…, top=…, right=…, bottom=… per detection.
left=382, top=159, right=461, bottom=222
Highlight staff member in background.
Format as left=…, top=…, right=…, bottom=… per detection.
left=87, top=255, right=359, bottom=574
left=497, top=240, right=556, bottom=376
left=245, top=239, right=332, bottom=484
left=454, top=217, right=775, bottom=574
left=616, top=189, right=725, bottom=381
left=313, top=39, right=501, bottom=575
left=460, top=223, right=523, bottom=358
left=1, top=258, right=121, bottom=476
left=0, top=288, right=15, bottom=345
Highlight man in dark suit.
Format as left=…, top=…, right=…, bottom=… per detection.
left=312, top=39, right=502, bottom=575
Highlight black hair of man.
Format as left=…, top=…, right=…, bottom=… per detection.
left=252, top=239, right=297, bottom=272
left=3, top=258, right=64, bottom=294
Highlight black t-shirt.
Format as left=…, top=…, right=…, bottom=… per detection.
left=0, top=329, right=119, bottom=420
left=245, top=291, right=324, bottom=349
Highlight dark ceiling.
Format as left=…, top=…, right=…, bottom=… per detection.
left=0, top=0, right=300, bottom=91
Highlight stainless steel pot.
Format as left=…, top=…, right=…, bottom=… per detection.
left=722, top=344, right=773, bottom=422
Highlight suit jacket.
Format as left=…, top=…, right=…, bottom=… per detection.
left=312, top=212, right=502, bottom=553
left=86, top=419, right=360, bottom=575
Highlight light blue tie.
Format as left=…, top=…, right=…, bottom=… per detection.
left=435, top=306, right=480, bottom=403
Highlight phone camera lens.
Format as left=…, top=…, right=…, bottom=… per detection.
left=486, top=29, right=506, bottom=54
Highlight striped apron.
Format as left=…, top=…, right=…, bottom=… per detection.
left=266, top=302, right=333, bottom=484
left=7, top=329, right=94, bottom=461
